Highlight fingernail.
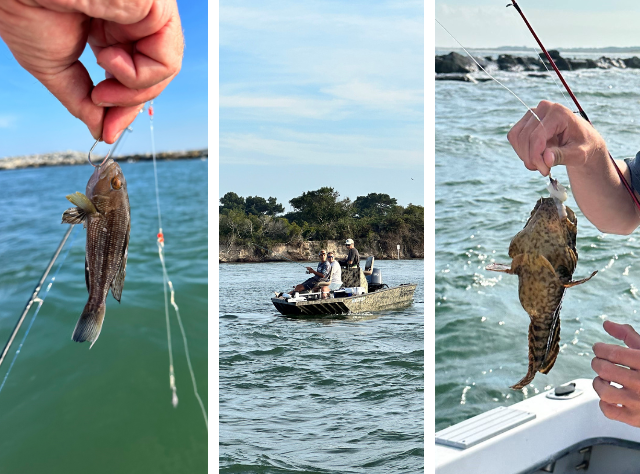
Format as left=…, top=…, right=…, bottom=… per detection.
left=114, top=130, right=123, bottom=141
left=98, top=102, right=116, bottom=107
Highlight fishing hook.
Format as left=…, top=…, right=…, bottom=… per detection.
left=87, top=138, right=112, bottom=168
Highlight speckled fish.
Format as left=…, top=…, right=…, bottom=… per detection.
left=486, top=179, right=596, bottom=389
left=61, top=158, right=130, bottom=347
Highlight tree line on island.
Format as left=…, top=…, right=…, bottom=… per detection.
left=219, top=187, right=424, bottom=258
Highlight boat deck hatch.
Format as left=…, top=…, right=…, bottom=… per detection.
left=435, top=406, right=536, bottom=449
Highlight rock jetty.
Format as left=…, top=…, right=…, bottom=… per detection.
left=436, top=50, right=640, bottom=81
left=0, top=149, right=207, bottom=171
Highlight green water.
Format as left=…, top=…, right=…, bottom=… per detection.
left=0, top=159, right=207, bottom=473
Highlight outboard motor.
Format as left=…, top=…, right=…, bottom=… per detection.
left=368, top=268, right=387, bottom=292
left=371, top=268, right=382, bottom=285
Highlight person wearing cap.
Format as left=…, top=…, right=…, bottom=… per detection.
left=340, top=239, right=360, bottom=269
left=291, top=250, right=331, bottom=294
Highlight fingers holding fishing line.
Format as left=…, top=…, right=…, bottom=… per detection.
left=508, top=101, right=588, bottom=176
left=0, top=0, right=182, bottom=141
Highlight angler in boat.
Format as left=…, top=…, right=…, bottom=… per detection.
left=339, top=238, right=360, bottom=269
left=290, top=250, right=331, bottom=295
left=509, top=100, right=640, bottom=428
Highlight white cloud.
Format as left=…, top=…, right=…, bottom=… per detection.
left=220, top=129, right=423, bottom=169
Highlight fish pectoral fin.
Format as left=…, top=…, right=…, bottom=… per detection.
left=564, top=270, right=598, bottom=288
left=485, top=263, right=514, bottom=273
left=62, top=207, right=87, bottom=225
left=66, top=192, right=97, bottom=214
left=110, top=221, right=130, bottom=303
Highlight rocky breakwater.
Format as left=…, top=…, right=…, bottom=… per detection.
left=0, top=149, right=208, bottom=171
left=436, top=50, right=640, bottom=82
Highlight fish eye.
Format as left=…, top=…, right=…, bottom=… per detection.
left=111, top=176, right=122, bottom=190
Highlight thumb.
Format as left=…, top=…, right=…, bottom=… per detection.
left=603, top=320, right=640, bottom=350
left=543, top=147, right=563, bottom=169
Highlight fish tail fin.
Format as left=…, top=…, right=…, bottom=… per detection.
left=539, top=315, right=562, bottom=374
left=511, top=319, right=549, bottom=390
left=72, top=303, right=106, bottom=348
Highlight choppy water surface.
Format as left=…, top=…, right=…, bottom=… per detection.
left=436, top=55, right=640, bottom=431
left=0, top=159, right=207, bottom=472
left=220, top=260, right=424, bottom=473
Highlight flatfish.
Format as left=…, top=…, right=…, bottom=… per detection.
left=486, top=179, right=596, bottom=389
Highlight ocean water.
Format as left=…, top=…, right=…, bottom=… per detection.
left=219, top=259, right=424, bottom=473
left=0, top=159, right=207, bottom=472
left=436, top=55, right=640, bottom=431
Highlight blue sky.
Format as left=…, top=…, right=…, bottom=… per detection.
left=436, top=0, right=640, bottom=49
left=0, top=1, right=207, bottom=158
left=220, top=0, right=424, bottom=209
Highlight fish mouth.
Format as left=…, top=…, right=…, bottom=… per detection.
left=98, top=158, right=119, bottom=179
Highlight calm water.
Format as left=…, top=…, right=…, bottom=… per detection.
left=0, top=159, right=207, bottom=472
left=220, top=260, right=424, bottom=473
left=436, top=56, right=640, bottom=431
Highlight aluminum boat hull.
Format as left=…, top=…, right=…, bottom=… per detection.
left=271, top=283, right=417, bottom=317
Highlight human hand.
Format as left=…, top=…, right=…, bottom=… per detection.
left=591, top=320, right=640, bottom=427
left=306, top=267, right=313, bottom=273
left=507, top=100, right=608, bottom=177
left=0, top=0, right=183, bottom=143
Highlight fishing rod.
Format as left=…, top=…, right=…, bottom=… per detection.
left=249, top=242, right=310, bottom=270
left=0, top=131, right=129, bottom=370
left=508, top=0, right=640, bottom=212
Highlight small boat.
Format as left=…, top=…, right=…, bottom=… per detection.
left=435, top=378, right=640, bottom=473
left=271, top=258, right=417, bottom=317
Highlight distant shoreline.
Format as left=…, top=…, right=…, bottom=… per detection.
left=0, top=149, right=208, bottom=171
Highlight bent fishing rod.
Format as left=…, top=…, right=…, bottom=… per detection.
left=0, top=131, right=129, bottom=370
left=508, top=0, right=640, bottom=212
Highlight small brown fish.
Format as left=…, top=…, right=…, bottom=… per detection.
left=62, top=158, right=130, bottom=347
left=486, top=180, right=596, bottom=389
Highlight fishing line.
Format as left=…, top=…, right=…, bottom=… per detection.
left=435, top=18, right=542, bottom=123
left=508, top=0, right=640, bottom=212
left=0, top=226, right=79, bottom=395
left=148, top=101, right=208, bottom=430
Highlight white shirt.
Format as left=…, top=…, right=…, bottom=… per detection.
left=329, top=260, right=342, bottom=284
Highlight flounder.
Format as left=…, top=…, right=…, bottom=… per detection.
left=486, top=179, right=596, bottom=389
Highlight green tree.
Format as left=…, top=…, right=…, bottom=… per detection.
left=219, top=192, right=245, bottom=213
left=287, top=187, right=349, bottom=225
left=266, top=197, right=285, bottom=216
left=245, top=196, right=270, bottom=216
left=353, top=193, right=398, bottom=217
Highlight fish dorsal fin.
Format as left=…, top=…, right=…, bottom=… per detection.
left=110, top=221, right=130, bottom=302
